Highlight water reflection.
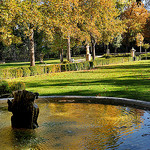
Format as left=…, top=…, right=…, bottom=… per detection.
left=0, top=102, right=150, bottom=149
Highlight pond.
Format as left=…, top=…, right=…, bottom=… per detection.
left=0, top=102, right=150, bottom=150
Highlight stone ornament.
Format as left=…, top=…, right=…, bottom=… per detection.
left=7, top=90, right=39, bottom=129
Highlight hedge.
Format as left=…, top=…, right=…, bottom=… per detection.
left=0, top=80, right=26, bottom=97
left=0, top=56, right=136, bottom=79
left=45, top=64, right=61, bottom=73
left=93, top=57, right=133, bottom=67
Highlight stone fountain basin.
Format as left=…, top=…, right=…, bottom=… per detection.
left=36, top=96, right=150, bottom=110
left=1, top=96, right=150, bottom=150
left=1, top=96, right=150, bottom=110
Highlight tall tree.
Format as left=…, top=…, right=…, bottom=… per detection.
left=122, top=2, right=148, bottom=51
left=0, top=0, right=22, bottom=46
left=144, top=13, right=150, bottom=41
left=79, top=0, right=125, bottom=59
left=0, top=0, right=55, bottom=66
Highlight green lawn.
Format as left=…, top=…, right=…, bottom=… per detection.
left=0, top=58, right=61, bottom=69
left=0, top=57, right=85, bottom=69
left=6, top=60, right=150, bottom=101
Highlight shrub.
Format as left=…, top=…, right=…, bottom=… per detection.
left=10, top=68, right=23, bottom=78
left=140, top=53, right=150, bottom=60
left=82, top=61, right=90, bottom=70
left=21, top=67, right=31, bottom=77
left=66, top=63, right=77, bottom=71
left=9, top=81, right=26, bottom=92
left=61, top=64, right=66, bottom=72
left=76, top=63, right=83, bottom=70
left=65, top=64, right=71, bottom=71
left=63, top=60, right=70, bottom=64
left=0, top=69, right=11, bottom=79
left=55, top=64, right=61, bottom=72
left=29, top=66, right=45, bottom=76
left=0, top=68, right=23, bottom=79
left=45, top=65, right=56, bottom=73
left=0, top=80, right=10, bottom=95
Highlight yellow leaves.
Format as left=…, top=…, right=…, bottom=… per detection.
left=136, top=33, right=144, bottom=47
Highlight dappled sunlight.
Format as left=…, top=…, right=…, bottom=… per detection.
left=6, top=60, right=150, bottom=101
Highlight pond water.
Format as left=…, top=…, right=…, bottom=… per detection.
left=0, top=102, right=150, bottom=150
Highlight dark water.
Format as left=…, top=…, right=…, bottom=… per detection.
left=0, top=102, right=150, bottom=150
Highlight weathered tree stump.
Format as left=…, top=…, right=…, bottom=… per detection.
left=7, top=90, right=39, bottom=129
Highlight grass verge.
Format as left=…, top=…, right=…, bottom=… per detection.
left=6, top=60, right=150, bottom=101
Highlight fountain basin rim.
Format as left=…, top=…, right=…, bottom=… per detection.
left=0, top=96, right=150, bottom=110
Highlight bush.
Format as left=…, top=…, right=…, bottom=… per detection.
left=61, top=64, right=66, bottom=72
left=93, top=57, right=132, bottom=67
left=82, top=61, right=90, bottom=70
left=9, top=81, right=26, bottom=92
left=21, top=67, right=31, bottom=77
left=0, top=80, right=10, bottom=95
left=140, top=53, right=150, bottom=60
left=29, top=66, right=45, bottom=76
left=102, top=53, right=131, bottom=58
left=55, top=64, right=61, bottom=72
left=10, top=68, right=23, bottom=78
left=44, top=64, right=61, bottom=73
left=0, top=69, right=11, bottom=79
left=76, top=63, right=84, bottom=70
left=45, top=65, right=56, bottom=73
left=0, top=68, right=23, bottom=79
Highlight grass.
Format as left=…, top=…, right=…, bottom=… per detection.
left=0, top=57, right=85, bottom=69
left=6, top=60, right=150, bottom=102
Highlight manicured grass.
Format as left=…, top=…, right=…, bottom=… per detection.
left=6, top=60, right=150, bottom=101
left=0, top=58, right=61, bottom=69
left=0, top=57, right=86, bottom=69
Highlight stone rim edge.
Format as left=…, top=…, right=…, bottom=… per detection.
left=0, top=96, right=150, bottom=110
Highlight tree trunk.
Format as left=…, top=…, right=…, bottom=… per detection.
left=29, top=28, right=35, bottom=66
left=60, top=49, right=63, bottom=63
left=67, top=35, right=71, bottom=62
left=115, top=47, right=117, bottom=54
left=91, top=36, right=96, bottom=61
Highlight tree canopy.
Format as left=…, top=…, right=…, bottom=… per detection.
left=0, top=0, right=149, bottom=63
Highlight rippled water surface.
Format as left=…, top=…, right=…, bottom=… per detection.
left=0, top=102, right=150, bottom=150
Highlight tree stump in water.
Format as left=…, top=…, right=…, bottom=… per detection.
left=7, top=90, right=39, bottom=129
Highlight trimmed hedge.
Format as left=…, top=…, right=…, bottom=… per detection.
left=93, top=57, right=133, bottom=67
left=0, top=68, right=23, bottom=79
left=0, top=56, right=136, bottom=79
left=21, top=67, right=31, bottom=77
left=140, top=53, right=150, bottom=60
left=45, top=64, right=61, bottom=73
left=0, top=80, right=26, bottom=97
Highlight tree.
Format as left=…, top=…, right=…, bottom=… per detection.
left=113, top=34, right=123, bottom=53
left=144, top=13, right=150, bottom=41
left=122, top=2, right=148, bottom=51
left=0, top=0, right=56, bottom=66
left=0, top=0, right=22, bottom=46
left=78, top=0, right=126, bottom=59
left=142, top=43, right=150, bottom=57
left=136, top=33, right=144, bottom=52
left=51, top=27, right=67, bottom=63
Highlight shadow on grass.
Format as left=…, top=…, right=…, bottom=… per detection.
left=25, top=76, right=150, bottom=101
left=26, top=76, right=150, bottom=87
left=0, top=62, right=30, bottom=69
left=0, top=59, right=61, bottom=69
left=38, top=89, right=150, bottom=102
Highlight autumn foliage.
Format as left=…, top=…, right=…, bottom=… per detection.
left=0, top=0, right=150, bottom=64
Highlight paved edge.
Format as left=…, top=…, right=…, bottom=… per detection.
left=1, top=96, right=150, bottom=110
